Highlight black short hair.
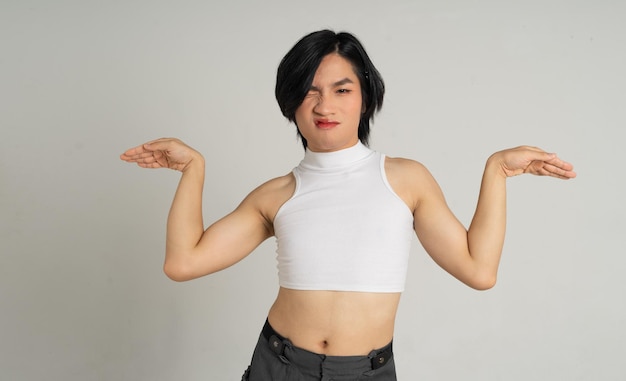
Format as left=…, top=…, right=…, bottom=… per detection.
left=275, top=30, right=385, bottom=149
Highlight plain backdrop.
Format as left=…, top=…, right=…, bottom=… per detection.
left=1, top=1, right=624, bottom=380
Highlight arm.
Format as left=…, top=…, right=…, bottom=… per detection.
left=120, top=138, right=274, bottom=281
left=412, top=146, right=576, bottom=290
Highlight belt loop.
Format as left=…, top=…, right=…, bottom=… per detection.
left=370, top=349, right=391, bottom=370
left=268, top=334, right=290, bottom=364
left=369, top=342, right=393, bottom=370
left=268, top=335, right=285, bottom=356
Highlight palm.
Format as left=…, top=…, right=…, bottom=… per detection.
left=497, top=146, right=576, bottom=180
left=120, top=138, right=199, bottom=172
left=151, top=147, right=192, bottom=171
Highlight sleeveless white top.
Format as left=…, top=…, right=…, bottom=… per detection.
left=274, top=142, right=414, bottom=292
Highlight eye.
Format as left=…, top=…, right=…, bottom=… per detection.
left=337, top=89, right=352, bottom=94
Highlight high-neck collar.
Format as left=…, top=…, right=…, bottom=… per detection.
left=300, top=142, right=373, bottom=170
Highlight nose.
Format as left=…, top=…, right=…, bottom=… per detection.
left=312, top=93, right=334, bottom=115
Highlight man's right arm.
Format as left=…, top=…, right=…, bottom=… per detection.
left=121, top=138, right=275, bottom=282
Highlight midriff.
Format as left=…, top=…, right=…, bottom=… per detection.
left=267, top=287, right=401, bottom=356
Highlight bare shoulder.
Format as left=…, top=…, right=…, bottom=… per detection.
left=385, top=156, right=429, bottom=174
left=249, top=172, right=296, bottom=200
left=385, top=156, right=434, bottom=185
left=384, top=156, right=438, bottom=212
left=240, top=172, right=296, bottom=230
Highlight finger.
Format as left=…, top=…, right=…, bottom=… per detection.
left=120, top=151, right=157, bottom=163
left=143, top=138, right=178, bottom=152
left=533, top=150, right=557, bottom=162
left=120, top=144, right=150, bottom=159
left=120, top=138, right=173, bottom=158
left=523, top=148, right=574, bottom=171
left=545, top=156, right=575, bottom=171
left=130, top=154, right=168, bottom=169
left=515, top=146, right=555, bottom=162
left=136, top=160, right=164, bottom=169
left=543, top=154, right=576, bottom=179
left=120, top=141, right=162, bottom=159
left=540, top=162, right=577, bottom=179
left=519, top=145, right=547, bottom=154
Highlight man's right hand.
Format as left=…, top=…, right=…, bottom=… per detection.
left=120, top=138, right=203, bottom=172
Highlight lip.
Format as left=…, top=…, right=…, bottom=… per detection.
left=315, top=119, right=339, bottom=129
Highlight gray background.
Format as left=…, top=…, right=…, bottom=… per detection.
left=1, top=1, right=624, bottom=380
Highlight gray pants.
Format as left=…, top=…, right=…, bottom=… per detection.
left=242, top=320, right=397, bottom=381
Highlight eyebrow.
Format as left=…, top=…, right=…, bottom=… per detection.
left=309, top=78, right=355, bottom=92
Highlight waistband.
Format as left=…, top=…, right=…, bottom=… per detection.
left=262, top=319, right=393, bottom=371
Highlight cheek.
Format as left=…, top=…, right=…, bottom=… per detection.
left=295, top=99, right=315, bottom=119
left=294, top=105, right=305, bottom=120
left=349, top=98, right=364, bottom=117
left=293, top=109, right=308, bottom=128
left=348, top=91, right=364, bottom=116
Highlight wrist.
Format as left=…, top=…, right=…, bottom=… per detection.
left=486, top=153, right=508, bottom=180
left=182, top=152, right=205, bottom=174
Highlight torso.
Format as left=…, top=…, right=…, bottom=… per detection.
left=258, top=155, right=420, bottom=356
left=268, top=288, right=401, bottom=355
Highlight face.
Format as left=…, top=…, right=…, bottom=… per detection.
left=294, top=53, right=363, bottom=152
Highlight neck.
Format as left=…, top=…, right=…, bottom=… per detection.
left=300, top=141, right=373, bottom=170
left=306, top=138, right=361, bottom=153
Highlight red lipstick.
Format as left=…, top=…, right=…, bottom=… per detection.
left=315, top=119, right=339, bottom=129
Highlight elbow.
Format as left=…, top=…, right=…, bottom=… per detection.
left=163, top=260, right=194, bottom=282
left=472, top=278, right=497, bottom=291
left=467, top=272, right=497, bottom=291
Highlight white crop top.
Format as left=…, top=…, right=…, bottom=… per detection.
left=274, top=142, right=414, bottom=292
